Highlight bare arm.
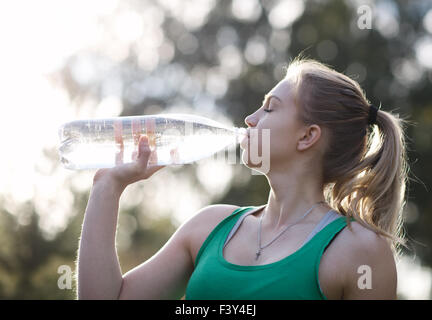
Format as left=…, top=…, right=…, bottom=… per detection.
left=77, top=135, right=165, bottom=299
left=77, top=176, right=124, bottom=299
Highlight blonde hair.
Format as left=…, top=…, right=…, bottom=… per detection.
left=285, top=56, right=411, bottom=257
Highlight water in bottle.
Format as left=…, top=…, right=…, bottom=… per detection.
left=58, top=113, right=247, bottom=170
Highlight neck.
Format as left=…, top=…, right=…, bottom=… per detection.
left=261, top=164, right=329, bottom=230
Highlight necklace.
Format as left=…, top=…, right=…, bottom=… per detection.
left=255, top=201, right=326, bottom=260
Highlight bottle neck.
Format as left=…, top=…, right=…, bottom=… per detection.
left=234, top=127, right=247, bottom=144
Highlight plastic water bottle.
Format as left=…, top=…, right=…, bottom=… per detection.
left=58, top=113, right=247, bottom=170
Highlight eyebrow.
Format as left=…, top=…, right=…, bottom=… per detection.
left=264, top=93, right=282, bottom=104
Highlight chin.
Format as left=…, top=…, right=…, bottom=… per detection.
left=241, top=149, right=271, bottom=175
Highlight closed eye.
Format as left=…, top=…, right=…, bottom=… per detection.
left=262, top=94, right=278, bottom=113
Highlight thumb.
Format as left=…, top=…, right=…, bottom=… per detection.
left=137, top=135, right=152, bottom=167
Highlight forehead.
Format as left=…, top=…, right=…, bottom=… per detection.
left=267, top=78, right=296, bottom=105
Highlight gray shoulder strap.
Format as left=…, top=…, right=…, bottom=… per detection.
left=301, top=210, right=342, bottom=246
left=223, top=205, right=265, bottom=249
left=223, top=207, right=341, bottom=249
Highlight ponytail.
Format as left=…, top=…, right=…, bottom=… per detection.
left=325, top=109, right=410, bottom=257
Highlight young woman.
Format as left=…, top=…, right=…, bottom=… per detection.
left=77, top=57, right=409, bottom=300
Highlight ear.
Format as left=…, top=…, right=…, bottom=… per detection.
left=297, top=124, right=321, bottom=151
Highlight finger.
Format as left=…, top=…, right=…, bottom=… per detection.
left=148, top=137, right=158, bottom=166
left=172, top=146, right=184, bottom=164
left=115, top=141, right=124, bottom=166
left=137, top=135, right=152, bottom=167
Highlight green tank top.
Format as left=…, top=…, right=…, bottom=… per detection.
left=185, top=206, right=350, bottom=300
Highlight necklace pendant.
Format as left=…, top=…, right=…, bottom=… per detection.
left=255, top=249, right=261, bottom=260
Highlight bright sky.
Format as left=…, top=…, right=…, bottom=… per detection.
left=0, top=0, right=121, bottom=237
left=0, top=0, right=240, bottom=238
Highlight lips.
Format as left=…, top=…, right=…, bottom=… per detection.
left=240, top=131, right=249, bottom=149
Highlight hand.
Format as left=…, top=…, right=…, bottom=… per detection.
left=93, top=135, right=165, bottom=190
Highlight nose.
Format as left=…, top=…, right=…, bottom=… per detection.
left=244, top=114, right=256, bottom=128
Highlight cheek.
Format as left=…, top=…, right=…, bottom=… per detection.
left=270, top=128, right=297, bottom=156
left=253, top=129, right=287, bottom=156
left=241, top=130, right=295, bottom=167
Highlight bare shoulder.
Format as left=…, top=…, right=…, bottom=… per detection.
left=325, top=219, right=397, bottom=299
left=338, top=220, right=395, bottom=262
left=183, top=204, right=241, bottom=267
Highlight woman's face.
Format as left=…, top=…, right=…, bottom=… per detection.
left=241, top=78, right=306, bottom=172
